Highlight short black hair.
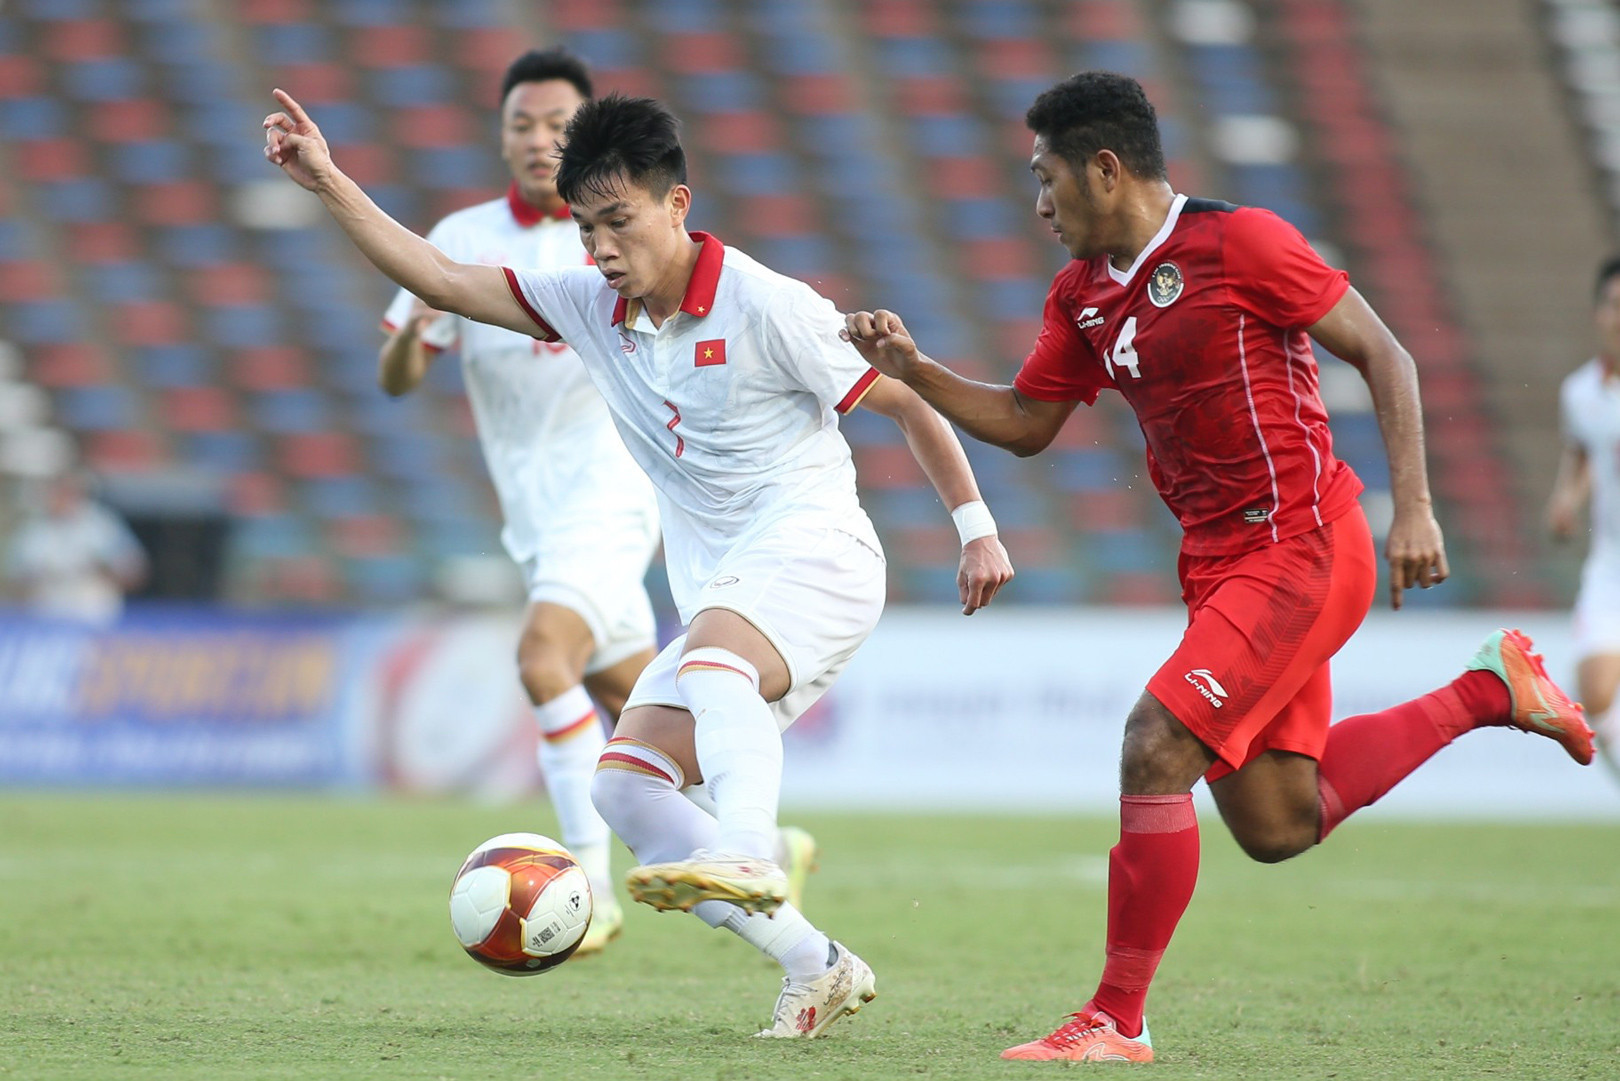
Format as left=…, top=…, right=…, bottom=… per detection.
left=556, top=93, right=687, bottom=204
left=1025, top=71, right=1167, bottom=180
left=1597, top=255, right=1620, bottom=300
left=500, top=47, right=593, bottom=107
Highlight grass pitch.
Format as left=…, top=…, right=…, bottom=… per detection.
left=1, top=796, right=1615, bottom=1080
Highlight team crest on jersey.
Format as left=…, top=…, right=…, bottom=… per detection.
left=1148, top=261, right=1184, bottom=307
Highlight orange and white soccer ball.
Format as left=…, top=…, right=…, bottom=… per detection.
left=448, top=833, right=593, bottom=975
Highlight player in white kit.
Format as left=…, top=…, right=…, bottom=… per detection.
left=265, top=88, right=1013, bottom=1037
left=376, top=49, right=654, bottom=956
left=1548, top=255, right=1620, bottom=778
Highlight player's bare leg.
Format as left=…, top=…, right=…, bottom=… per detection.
left=1576, top=652, right=1620, bottom=780
left=1004, top=693, right=1209, bottom=1063
left=1208, top=750, right=1321, bottom=863
left=518, top=601, right=623, bottom=953
left=593, top=704, right=873, bottom=1037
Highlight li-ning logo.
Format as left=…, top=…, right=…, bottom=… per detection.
left=1075, top=306, right=1106, bottom=329
left=1184, top=668, right=1228, bottom=708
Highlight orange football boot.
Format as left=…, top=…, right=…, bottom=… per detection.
left=1001, top=1008, right=1153, bottom=1063
left=1467, top=629, right=1594, bottom=765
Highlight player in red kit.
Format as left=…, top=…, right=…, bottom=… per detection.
left=843, top=71, right=1596, bottom=1063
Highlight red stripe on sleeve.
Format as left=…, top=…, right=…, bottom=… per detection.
left=835, top=368, right=881, bottom=413
left=500, top=266, right=562, bottom=342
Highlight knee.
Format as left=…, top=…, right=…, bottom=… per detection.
left=1231, top=820, right=1316, bottom=864
left=589, top=763, right=630, bottom=826
left=1119, top=700, right=1213, bottom=794
left=517, top=641, right=581, bottom=705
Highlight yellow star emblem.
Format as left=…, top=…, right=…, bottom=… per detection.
left=703, top=347, right=714, bottom=359
left=697, top=305, right=706, bottom=313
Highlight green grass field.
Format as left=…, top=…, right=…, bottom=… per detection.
left=1, top=796, right=1615, bottom=1080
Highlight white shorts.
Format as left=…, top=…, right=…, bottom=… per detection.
left=519, top=510, right=661, bottom=675
left=624, top=521, right=887, bottom=730
left=1574, top=552, right=1620, bottom=660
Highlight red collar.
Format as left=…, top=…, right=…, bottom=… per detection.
left=506, top=183, right=571, bottom=226
left=611, top=231, right=725, bottom=327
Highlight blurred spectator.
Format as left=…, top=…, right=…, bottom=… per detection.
left=4, top=471, right=148, bottom=624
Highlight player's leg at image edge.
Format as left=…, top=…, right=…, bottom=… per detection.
left=531, top=684, right=623, bottom=955
left=593, top=732, right=875, bottom=1038
left=1003, top=629, right=1591, bottom=1064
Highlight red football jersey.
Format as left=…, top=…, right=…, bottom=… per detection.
left=1015, top=196, right=1363, bottom=556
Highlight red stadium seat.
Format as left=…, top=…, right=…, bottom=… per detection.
left=162, top=387, right=238, bottom=432
left=329, top=514, right=402, bottom=558
left=240, top=0, right=312, bottom=24
left=86, top=98, right=170, bottom=142
left=0, top=55, right=44, bottom=99
left=963, top=237, right=1036, bottom=281
left=227, top=470, right=286, bottom=517
left=0, top=259, right=65, bottom=303
left=273, top=62, right=355, bottom=104
left=700, top=111, right=782, bottom=154
left=739, top=193, right=815, bottom=237
left=550, top=0, right=621, bottom=31
left=898, top=76, right=968, bottom=117
left=391, top=105, right=474, bottom=149
left=351, top=25, right=429, bottom=68
left=928, top=156, right=1001, bottom=199
left=68, top=221, right=141, bottom=263
left=86, top=428, right=167, bottom=473
left=133, top=181, right=221, bottom=227
left=780, top=75, right=854, bottom=115
left=853, top=444, right=928, bottom=489
left=29, top=343, right=114, bottom=388
left=278, top=432, right=360, bottom=478
left=14, top=138, right=91, bottom=181
left=114, top=300, right=190, bottom=346
left=42, top=18, right=125, bottom=61
left=664, top=33, right=745, bottom=75
left=188, top=264, right=271, bottom=308
left=229, top=347, right=310, bottom=391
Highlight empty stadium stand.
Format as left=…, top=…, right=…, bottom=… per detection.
left=0, top=0, right=1565, bottom=608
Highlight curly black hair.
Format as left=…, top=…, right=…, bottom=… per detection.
left=500, top=47, right=593, bottom=107
left=556, top=93, right=687, bottom=205
left=1025, top=71, right=1167, bottom=180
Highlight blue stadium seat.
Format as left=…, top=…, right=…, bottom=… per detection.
left=566, top=29, right=643, bottom=70
left=414, top=146, right=489, bottom=189
left=252, top=389, right=331, bottom=433
left=305, top=102, right=375, bottom=144
left=715, top=153, right=798, bottom=195
left=908, top=116, right=983, bottom=158
left=65, top=59, right=146, bottom=102
left=233, top=514, right=315, bottom=559
left=1077, top=41, right=1157, bottom=80
left=332, top=0, right=414, bottom=27
left=345, top=555, right=424, bottom=603
left=754, top=236, right=835, bottom=277
left=123, top=0, right=191, bottom=20
left=138, top=21, right=215, bottom=65
left=5, top=300, right=80, bottom=344
left=39, top=179, right=117, bottom=223
left=22, top=0, right=95, bottom=19
left=111, top=141, right=191, bottom=184
left=184, top=430, right=261, bottom=472
left=763, top=34, right=840, bottom=75
left=158, top=224, right=236, bottom=268
left=434, top=0, right=505, bottom=28
left=87, top=263, right=161, bottom=305
left=679, top=73, right=763, bottom=114
left=647, top=0, right=725, bottom=34
left=253, top=24, right=334, bottom=66
left=0, top=98, right=69, bottom=139
left=205, top=306, right=283, bottom=350
left=944, top=197, right=1018, bottom=240
left=877, top=38, right=954, bottom=78
left=304, top=476, right=377, bottom=517
left=58, top=386, right=140, bottom=430
left=961, top=0, right=1040, bottom=40
left=366, top=66, right=453, bottom=107
left=0, top=221, right=30, bottom=261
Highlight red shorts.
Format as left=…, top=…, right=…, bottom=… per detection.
left=1145, top=505, right=1377, bottom=781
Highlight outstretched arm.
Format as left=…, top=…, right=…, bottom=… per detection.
left=1307, top=286, right=1446, bottom=609
left=263, top=89, right=535, bottom=336
left=857, top=377, right=1014, bottom=614
left=843, top=310, right=1074, bottom=457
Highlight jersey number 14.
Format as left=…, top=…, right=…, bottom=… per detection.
left=1106, top=316, right=1142, bottom=380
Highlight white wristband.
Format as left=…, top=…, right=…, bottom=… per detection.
left=950, top=500, right=997, bottom=546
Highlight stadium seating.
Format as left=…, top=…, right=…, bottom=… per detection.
left=0, top=0, right=1543, bottom=607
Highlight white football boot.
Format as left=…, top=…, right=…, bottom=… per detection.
left=755, top=942, right=878, bottom=1038
left=625, top=849, right=788, bottom=916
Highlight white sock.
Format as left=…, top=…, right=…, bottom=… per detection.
left=697, top=901, right=833, bottom=982
left=677, top=647, right=782, bottom=860
left=534, top=686, right=612, bottom=896
left=592, top=737, right=714, bottom=864
left=592, top=739, right=831, bottom=978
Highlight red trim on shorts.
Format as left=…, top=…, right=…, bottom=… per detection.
left=676, top=659, right=755, bottom=684
left=596, top=752, right=675, bottom=786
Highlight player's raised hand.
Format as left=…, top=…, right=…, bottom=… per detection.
left=842, top=309, right=922, bottom=380
left=958, top=535, right=1014, bottom=615
left=263, top=88, right=334, bottom=192
left=1384, top=504, right=1448, bottom=610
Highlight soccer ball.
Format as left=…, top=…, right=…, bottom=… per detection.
left=448, top=832, right=593, bottom=975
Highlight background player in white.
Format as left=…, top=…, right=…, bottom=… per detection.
left=1547, top=255, right=1620, bottom=777
left=376, top=50, right=656, bottom=953
left=264, top=87, right=1013, bottom=1037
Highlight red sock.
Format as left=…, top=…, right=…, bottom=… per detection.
left=1316, top=669, right=1509, bottom=839
left=1088, top=794, right=1199, bottom=1039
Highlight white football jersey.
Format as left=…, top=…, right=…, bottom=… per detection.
left=1560, top=358, right=1620, bottom=559
left=503, top=232, right=884, bottom=621
left=382, top=191, right=657, bottom=567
